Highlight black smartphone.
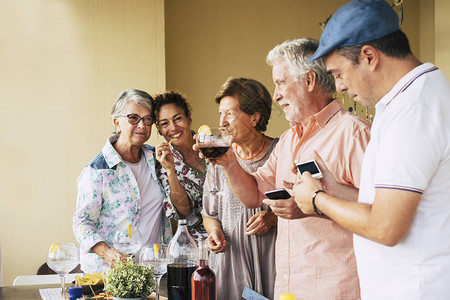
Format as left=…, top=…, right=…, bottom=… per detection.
left=264, top=188, right=291, bottom=200
left=296, top=159, right=323, bottom=179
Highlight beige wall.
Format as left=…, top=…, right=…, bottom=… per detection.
left=0, top=0, right=165, bottom=286
left=164, top=0, right=435, bottom=137
left=436, top=0, right=450, bottom=75
left=419, top=0, right=435, bottom=63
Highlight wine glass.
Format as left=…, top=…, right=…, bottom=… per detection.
left=113, top=225, right=142, bottom=258
left=197, top=127, right=232, bottom=195
left=140, top=244, right=168, bottom=300
left=46, top=243, right=79, bottom=298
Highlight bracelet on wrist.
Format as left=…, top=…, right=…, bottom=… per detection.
left=312, top=189, right=325, bottom=216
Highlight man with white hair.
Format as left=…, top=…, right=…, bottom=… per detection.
left=213, top=37, right=371, bottom=299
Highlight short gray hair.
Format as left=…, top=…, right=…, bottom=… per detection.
left=111, top=89, right=154, bottom=135
left=111, top=89, right=154, bottom=119
left=266, top=38, right=335, bottom=95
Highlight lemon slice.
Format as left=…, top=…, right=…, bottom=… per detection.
left=49, top=243, right=60, bottom=253
left=153, top=243, right=159, bottom=259
left=168, top=138, right=178, bottom=146
left=198, top=125, right=212, bottom=135
left=128, top=224, right=132, bottom=238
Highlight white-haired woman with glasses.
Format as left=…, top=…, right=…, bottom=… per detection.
left=73, top=89, right=172, bottom=273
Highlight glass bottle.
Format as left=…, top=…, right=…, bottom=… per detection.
left=191, top=240, right=216, bottom=300
left=167, top=219, right=198, bottom=300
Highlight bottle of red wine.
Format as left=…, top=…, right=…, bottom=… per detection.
left=167, top=219, right=198, bottom=300
left=191, top=240, right=217, bottom=300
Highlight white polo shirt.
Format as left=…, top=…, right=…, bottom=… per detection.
left=355, top=63, right=450, bottom=299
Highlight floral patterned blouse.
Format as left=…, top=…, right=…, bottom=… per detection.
left=73, top=136, right=172, bottom=273
left=156, top=146, right=208, bottom=241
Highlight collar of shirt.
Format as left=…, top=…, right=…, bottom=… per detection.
left=289, top=99, right=342, bottom=138
left=377, top=63, right=437, bottom=113
left=103, top=136, right=157, bottom=181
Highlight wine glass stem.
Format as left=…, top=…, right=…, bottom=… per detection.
left=155, top=276, right=162, bottom=300
left=60, top=274, right=66, bottom=299
left=211, top=163, right=219, bottom=194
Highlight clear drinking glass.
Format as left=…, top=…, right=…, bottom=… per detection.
left=140, top=244, right=168, bottom=300
left=197, top=127, right=232, bottom=195
left=113, top=226, right=142, bottom=258
left=46, top=243, right=79, bottom=298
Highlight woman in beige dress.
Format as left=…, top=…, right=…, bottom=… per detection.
left=202, top=77, right=278, bottom=299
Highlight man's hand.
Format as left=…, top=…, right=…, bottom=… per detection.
left=262, top=196, right=306, bottom=219
left=293, top=171, right=322, bottom=215
left=207, top=229, right=228, bottom=254
left=312, top=150, right=359, bottom=202
left=312, top=151, right=338, bottom=195
left=246, top=210, right=277, bottom=236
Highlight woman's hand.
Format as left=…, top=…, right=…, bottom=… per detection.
left=92, top=241, right=127, bottom=268
left=246, top=210, right=277, bottom=236
left=207, top=229, right=228, bottom=254
left=192, top=139, right=236, bottom=169
left=155, top=142, right=175, bottom=170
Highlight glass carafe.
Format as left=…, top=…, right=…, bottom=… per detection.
left=167, top=219, right=198, bottom=300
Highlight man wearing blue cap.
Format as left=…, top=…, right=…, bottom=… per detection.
left=294, top=0, right=450, bottom=299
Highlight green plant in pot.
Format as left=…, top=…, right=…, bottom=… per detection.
left=104, top=259, right=156, bottom=300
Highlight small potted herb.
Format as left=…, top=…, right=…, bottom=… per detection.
left=104, top=259, right=156, bottom=300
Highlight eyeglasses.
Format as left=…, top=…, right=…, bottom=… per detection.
left=119, top=114, right=153, bottom=126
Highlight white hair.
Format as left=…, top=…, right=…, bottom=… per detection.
left=266, top=38, right=336, bottom=95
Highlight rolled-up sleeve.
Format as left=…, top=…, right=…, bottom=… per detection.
left=344, top=122, right=371, bottom=188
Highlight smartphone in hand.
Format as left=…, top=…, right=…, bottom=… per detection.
left=264, top=188, right=291, bottom=200
left=296, top=160, right=323, bottom=179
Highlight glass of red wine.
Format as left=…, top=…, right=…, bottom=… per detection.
left=197, top=127, right=232, bottom=196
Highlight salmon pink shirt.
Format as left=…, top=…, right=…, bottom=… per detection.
left=253, top=99, right=371, bottom=299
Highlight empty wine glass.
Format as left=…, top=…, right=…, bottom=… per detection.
left=197, top=127, right=232, bottom=195
left=140, top=244, right=168, bottom=300
left=46, top=243, right=79, bottom=298
left=113, top=225, right=142, bottom=258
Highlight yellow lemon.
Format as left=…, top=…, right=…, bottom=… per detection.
left=198, top=125, right=212, bottom=135
left=75, top=272, right=104, bottom=285
left=49, top=243, right=60, bottom=253
left=168, top=138, right=178, bottom=146
left=153, top=243, right=160, bottom=259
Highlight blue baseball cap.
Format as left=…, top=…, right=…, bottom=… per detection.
left=309, top=0, right=400, bottom=62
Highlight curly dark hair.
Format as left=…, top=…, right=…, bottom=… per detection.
left=153, top=91, right=192, bottom=125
